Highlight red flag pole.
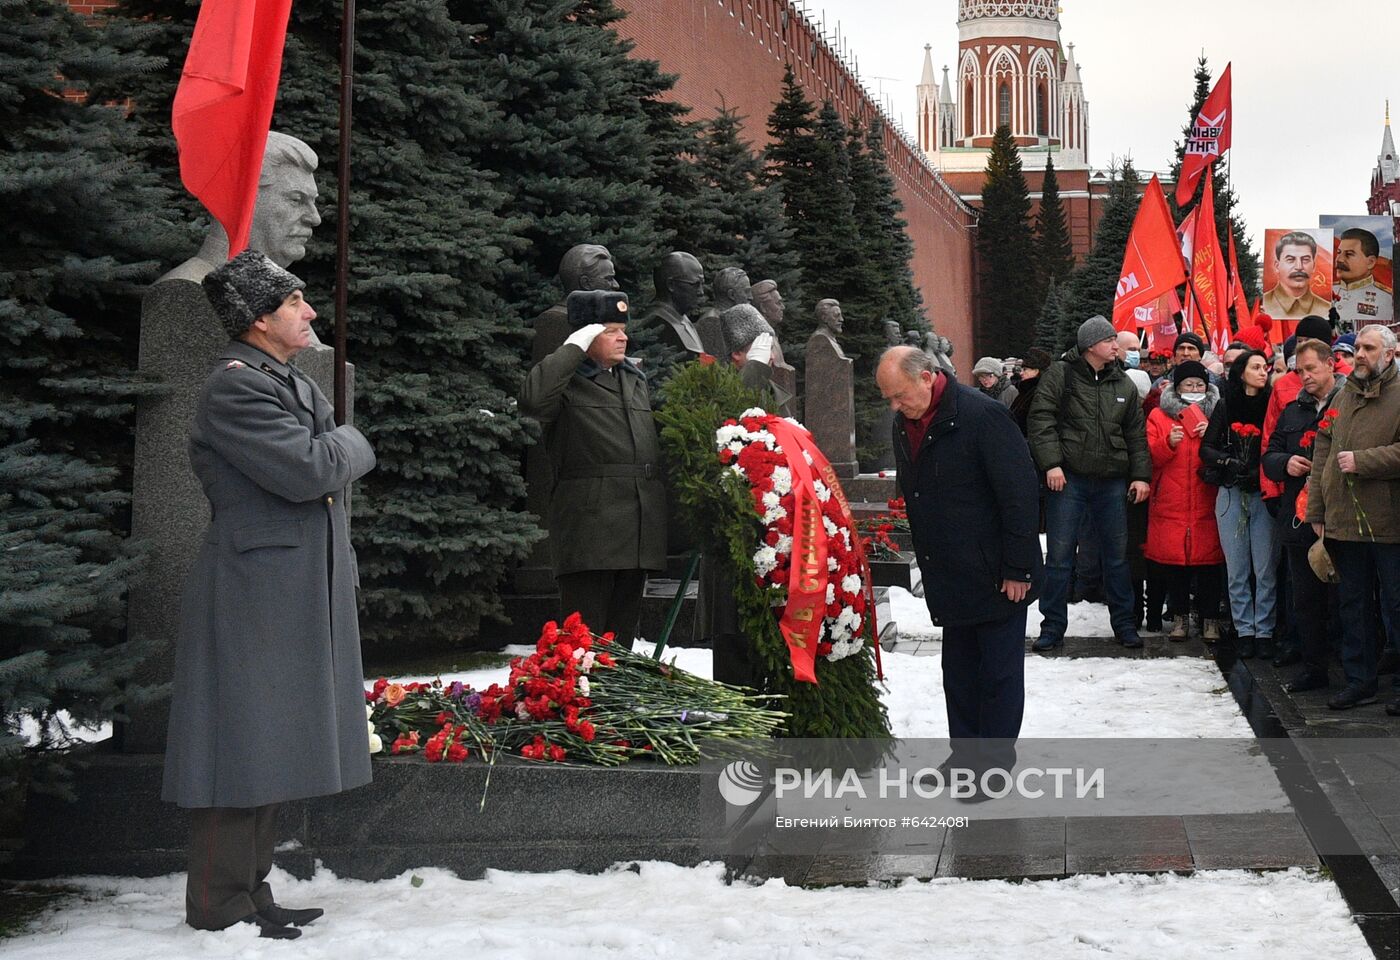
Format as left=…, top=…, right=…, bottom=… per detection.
left=333, top=0, right=356, bottom=425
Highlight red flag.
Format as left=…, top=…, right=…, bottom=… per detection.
left=1113, top=175, right=1188, bottom=332
left=172, top=0, right=294, bottom=257
left=1227, top=228, right=1251, bottom=327
left=1175, top=62, right=1232, bottom=208
left=1189, top=168, right=1233, bottom=355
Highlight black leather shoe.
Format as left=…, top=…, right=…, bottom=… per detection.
left=1236, top=636, right=1256, bottom=658
left=1386, top=697, right=1400, bottom=716
left=1255, top=637, right=1275, bottom=660
left=1284, top=672, right=1329, bottom=693
left=1379, top=651, right=1400, bottom=675
left=1272, top=649, right=1302, bottom=669
left=1328, top=683, right=1379, bottom=710
left=259, top=903, right=324, bottom=927
left=237, top=913, right=302, bottom=940
left=1118, top=633, right=1144, bottom=649
left=1145, top=613, right=1163, bottom=634
left=1031, top=635, right=1063, bottom=653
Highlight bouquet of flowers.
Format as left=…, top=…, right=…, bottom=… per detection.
left=366, top=613, right=787, bottom=768
left=716, top=409, right=870, bottom=663
left=855, top=497, right=909, bottom=562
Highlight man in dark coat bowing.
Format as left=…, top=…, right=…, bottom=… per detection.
left=878, top=346, right=1042, bottom=784
left=162, top=251, right=377, bottom=938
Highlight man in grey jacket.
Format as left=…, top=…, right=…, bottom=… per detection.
left=162, top=251, right=376, bottom=939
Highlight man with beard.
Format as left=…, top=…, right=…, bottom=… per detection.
left=1263, top=232, right=1331, bottom=320
left=1307, top=325, right=1400, bottom=710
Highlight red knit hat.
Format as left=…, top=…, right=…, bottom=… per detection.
left=1234, top=313, right=1273, bottom=354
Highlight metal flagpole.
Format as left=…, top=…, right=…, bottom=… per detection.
left=333, top=0, right=356, bottom=425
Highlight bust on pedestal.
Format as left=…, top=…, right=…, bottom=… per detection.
left=640, top=252, right=707, bottom=358
left=803, top=299, right=858, bottom=478
left=695, top=266, right=751, bottom=358
left=751, top=278, right=798, bottom=418
left=123, top=131, right=350, bottom=753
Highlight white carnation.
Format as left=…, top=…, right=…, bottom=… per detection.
left=578, top=676, right=591, bottom=697
left=762, top=491, right=781, bottom=511
left=753, top=545, right=779, bottom=577
left=776, top=534, right=793, bottom=555
left=814, top=480, right=831, bottom=502
left=841, top=574, right=863, bottom=595
left=828, top=556, right=839, bottom=572
left=825, top=583, right=836, bottom=604
left=368, top=733, right=383, bottom=754
left=823, top=516, right=839, bottom=537
left=770, top=466, right=793, bottom=495
left=741, top=407, right=768, bottom=419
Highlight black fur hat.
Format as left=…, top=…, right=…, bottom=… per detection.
left=566, top=289, right=630, bottom=329
left=202, top=250, right=306, bottom=339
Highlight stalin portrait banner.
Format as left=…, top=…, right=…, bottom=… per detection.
left=1319, top=214, right=1395, bottom=332
left=1261, top=227, right=1333, bottom=336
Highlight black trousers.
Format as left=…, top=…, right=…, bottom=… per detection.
left=1161, top=563, right=1222, bottom=618
left=1285, top=540, right=1334, bottom=678
left=942, top=610, right=1027, bottom=773
left=185, top=803, right=278, bottom=930
left=556, top=568, right=647, bottom=647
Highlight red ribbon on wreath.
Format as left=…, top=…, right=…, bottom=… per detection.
left=765, top=419, right=884, bottom=683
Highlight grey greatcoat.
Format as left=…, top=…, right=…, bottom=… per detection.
left=162, top=341, right=377, bottom=809
left=519, top=342, right=667, bottom=576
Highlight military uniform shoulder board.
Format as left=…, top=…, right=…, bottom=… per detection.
left=225, top=359, right=246, bottom=369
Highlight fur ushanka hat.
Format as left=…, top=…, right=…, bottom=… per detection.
left=202, top=250, right=306, bottom=339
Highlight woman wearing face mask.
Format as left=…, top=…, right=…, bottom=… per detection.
left=1201, top=350, right=1277, bottom=658
left=1144, top=361, right=1225, bottom=641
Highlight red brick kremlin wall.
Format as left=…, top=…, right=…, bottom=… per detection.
left=615, top=0, right=980, bottom=369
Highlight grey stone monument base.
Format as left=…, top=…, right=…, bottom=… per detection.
left=827, top=460, right=859, bottom=479
left=9, top=743, right=729, bottom=882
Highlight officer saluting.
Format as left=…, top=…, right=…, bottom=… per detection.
left=520, top=290, right=666, bottom=648
left=161, top=251, right=376, bottom=939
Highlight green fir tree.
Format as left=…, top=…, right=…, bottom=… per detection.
left=1033, top=279, right=1069, bottom=353
left=0, top=0, right=183, bottom=797
left=101, top=0, right=544, bottom=646
left=976, top=125, right=1038, bottom=356
left=1059, top=160, right=1143, bottom=331
left=1035, top=155, right=1075, bottom=299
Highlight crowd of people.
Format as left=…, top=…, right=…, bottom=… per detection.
left=967, top=313, right=1400, bottom=713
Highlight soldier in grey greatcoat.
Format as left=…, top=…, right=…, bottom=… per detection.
left=161, top=251, right=376, bottom=939
left=520, top=290, right=667, bottom=646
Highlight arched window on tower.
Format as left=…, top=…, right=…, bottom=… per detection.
left=964, top=82, right=974, bottom=138
left=1036, top=83, right=1047, bottom=136
left=997, top=82, right=1010, bottom=131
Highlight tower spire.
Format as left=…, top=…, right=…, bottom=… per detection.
left=920, top=44, right=936, bottom=88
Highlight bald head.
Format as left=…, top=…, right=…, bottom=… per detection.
left=877, top=346, right=938, bottom=419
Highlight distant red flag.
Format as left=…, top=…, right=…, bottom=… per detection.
left=1189, top=168, right=1233, bottom=355
left=1175, top=62, right=1232, bottom=208
left=172, top=0, right=293, bottom=257
left=1227, top=227, right=1251, bottom=327
left=1113, top=175, right=1188, bottom=332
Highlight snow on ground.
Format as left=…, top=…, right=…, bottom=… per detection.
left=3, top=862, right=1366, bottom=960
left=889, top=585, right=1116, bottom=641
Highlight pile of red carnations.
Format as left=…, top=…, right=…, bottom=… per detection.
left=366, top=613, right=785, bottom=767
left=716, top=409, right=869, bottom=662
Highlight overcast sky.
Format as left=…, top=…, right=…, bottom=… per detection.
left=808, top=0, right=1397, bottom=251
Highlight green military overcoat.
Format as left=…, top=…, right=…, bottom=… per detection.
left=519, top=342, right=667, bottom=576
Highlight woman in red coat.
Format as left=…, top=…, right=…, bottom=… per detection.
left=1145, top=361, right=1226, bottom=641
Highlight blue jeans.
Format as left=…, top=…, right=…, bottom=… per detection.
left=1039, top=471, right=1137, bottom=641
left=1214, top=487, right=1277, bottom=638
left=1329, top=540, right=1400, bottom=690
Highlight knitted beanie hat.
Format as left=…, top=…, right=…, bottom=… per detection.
left=972, top=356, right=1003, bottom=378
left=1076, top=315, right=1116, bottom=353
left=202, top=250, right=306, bottom=340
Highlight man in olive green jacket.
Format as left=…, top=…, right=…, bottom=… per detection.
left=1306, top=324, right=1400, bottom=710
left=520, top=291, right=667, bottom=647
left=1027, top=316, right=1151, bottom=651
